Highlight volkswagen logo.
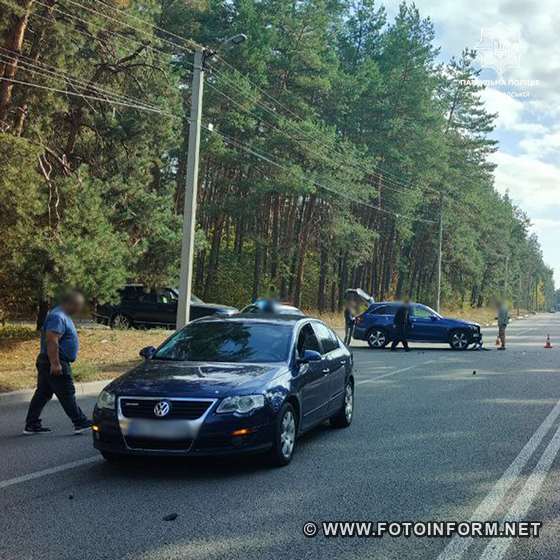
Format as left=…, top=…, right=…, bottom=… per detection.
left=153, top=400, right=171, bottom=418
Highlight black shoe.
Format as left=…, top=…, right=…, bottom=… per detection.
left=74, top=420, right=93, bottom=434
left=23, top=425, right=52, bottom=435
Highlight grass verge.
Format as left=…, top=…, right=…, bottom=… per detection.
left=0, top=325, right=171, bottom=393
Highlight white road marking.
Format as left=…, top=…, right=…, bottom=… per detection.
left=479, top=420, right=560, bottom=560
left=357, top=360, right=433, bottom=385
left=510, top=328, right=535, bottom=337
left=0, top=456, right=100, bottom=490
left=437, top=397, right=560, bottom=560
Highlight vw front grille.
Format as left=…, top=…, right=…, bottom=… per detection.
left=120, top=398, right=213, bottom=420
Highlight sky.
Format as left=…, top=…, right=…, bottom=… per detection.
left=386, top=0, right=560, bottom=286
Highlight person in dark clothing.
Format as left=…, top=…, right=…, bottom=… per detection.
left=344, top=300, right=355, bottom=346
left=391, top=300, right=411, bottom=351
left=24, top=290, right=92, bottom=435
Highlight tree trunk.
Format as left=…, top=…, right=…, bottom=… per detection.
left=0, top=0, right=34, bottom=128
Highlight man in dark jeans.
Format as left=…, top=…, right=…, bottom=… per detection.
left=391, top=300, right=411, bottom=352
left=344, top=300, right=355, bottom=346
left=24, top=290, right=92, bottom=435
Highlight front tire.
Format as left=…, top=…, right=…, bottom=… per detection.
left=449, top=329, right=470, bottom=350
left=110, top=313, right=132, bottom=329
left=367, top=328, right=389, bottom=349
left=269, top=403, right=297, bottom=467
left=331, top=380, right=354, bottom=428
left=100, top=451, right=125, bottom=463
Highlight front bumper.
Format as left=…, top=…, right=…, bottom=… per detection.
left=352, top=325, right=369, bottom=340
left=469, top=329, right=483, bottom=344
left=92, top=402, right=274, bottom=458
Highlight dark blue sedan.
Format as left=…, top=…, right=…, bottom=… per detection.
left=353, top=302, right=482, bottom=350
left=92, top=315, right=354, bottom=466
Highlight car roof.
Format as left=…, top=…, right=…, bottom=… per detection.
left=193, top=313, right=311, bottom=326
left=243, top=302, right=304, bottom=313
left=371, top=301, right=417, bottom=305
left=256, top=305, right=304, bottom=315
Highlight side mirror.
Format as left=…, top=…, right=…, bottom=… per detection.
left=139, top=346, right=157, bottom=359
left=297, top=349, right=322, bottom=364
left=430, top=315, right=439, bottom=321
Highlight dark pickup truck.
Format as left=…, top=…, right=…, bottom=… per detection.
left=94, top=285, right=237, bottom=329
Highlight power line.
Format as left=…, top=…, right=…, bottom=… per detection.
left=205, top=79, right=437, bottom=208
left=28, top=0, right=193, bottom=70
left=0, top=48, right=162, bottom=110
left=76, top=0, right=437, bottom=199
left=205, top=78, right=432, bottom=201
left=7, top=0, right=442, bottom=222
left=203, top=126, right=438, bottom=224
left=6, top=74, right=434, bottom=223
left=62, top=0, right=196, bottom=56
left=0, top=76, right=179, bottom=117
left=37, top=1, right=399, bottom=200
left=207, top=59, right=441, bottom=199
left=90, top=0, right=203, bottom=52
left=34, top=0, right=405, bottom=198
left=208, top=58, right=442, bottom=197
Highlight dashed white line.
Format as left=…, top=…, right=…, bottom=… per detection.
left=437, top=397, right=560, bottom=560
left=357, top=360, right=433, bottom=385
left=479, top=420, right=560, bottom=560
left=0, top=456, right=101, bottom=490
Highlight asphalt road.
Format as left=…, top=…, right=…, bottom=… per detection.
left=1, top=313, right=559, bottom=560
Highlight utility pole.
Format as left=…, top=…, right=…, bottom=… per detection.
left=177, top=47, right=205, bottom=330
left=176, top=35, right=247, bottom=330
left=504, top=254, right=509, bottom=297
left=436, top=195, right=443, bottom=313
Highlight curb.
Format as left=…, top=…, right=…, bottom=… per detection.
left=0, top=379, right=113, bottom=406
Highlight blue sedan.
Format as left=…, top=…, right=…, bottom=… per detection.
left=92, top=315, right=354, bottom=466
left=353, top=302, right=482, bottom=350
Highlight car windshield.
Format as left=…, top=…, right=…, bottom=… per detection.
left=154, top=321, right=293, bottom=363
left=422, top=305, right=442, bottom=319
left=170, top=288, right=203, bottom=304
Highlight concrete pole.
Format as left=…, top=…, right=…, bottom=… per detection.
left=177, top=47, right=205, bottom=330
left=436, top=196, right=443, bottom=313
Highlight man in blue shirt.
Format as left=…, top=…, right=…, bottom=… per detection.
left=24, top=290, right=92, bottom=434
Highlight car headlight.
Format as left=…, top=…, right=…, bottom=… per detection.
left=216, top=394, right=265, bottom=415
left=96, top=389, right=115, bottom=410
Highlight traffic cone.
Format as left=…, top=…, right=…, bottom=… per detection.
left=544, top=335, right=553, bottom=349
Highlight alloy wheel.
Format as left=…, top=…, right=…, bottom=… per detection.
left=451, top=331, right=468, bottom=350
left=280, top=410, right=296, bottom=459
left=344, top=383, right=354, bottom=423
left=112, top=314, right=130, bottom=329
left=368, top=330, right=387, bottom=348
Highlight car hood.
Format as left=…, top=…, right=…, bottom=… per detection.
left=444, top=317, right=480, bottom=328
left=105, top=360, right=286, bottom=398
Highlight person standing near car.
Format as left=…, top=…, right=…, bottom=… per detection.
left=497, top=300, right=509, bottom=350
left=23, top=290, right=92, bottom=435
left=391, top=300, right=411, bottom=351
left=344, top=300, right=355, bottom=346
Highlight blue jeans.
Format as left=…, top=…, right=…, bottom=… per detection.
left=25, top=355, right=88, bottom=428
